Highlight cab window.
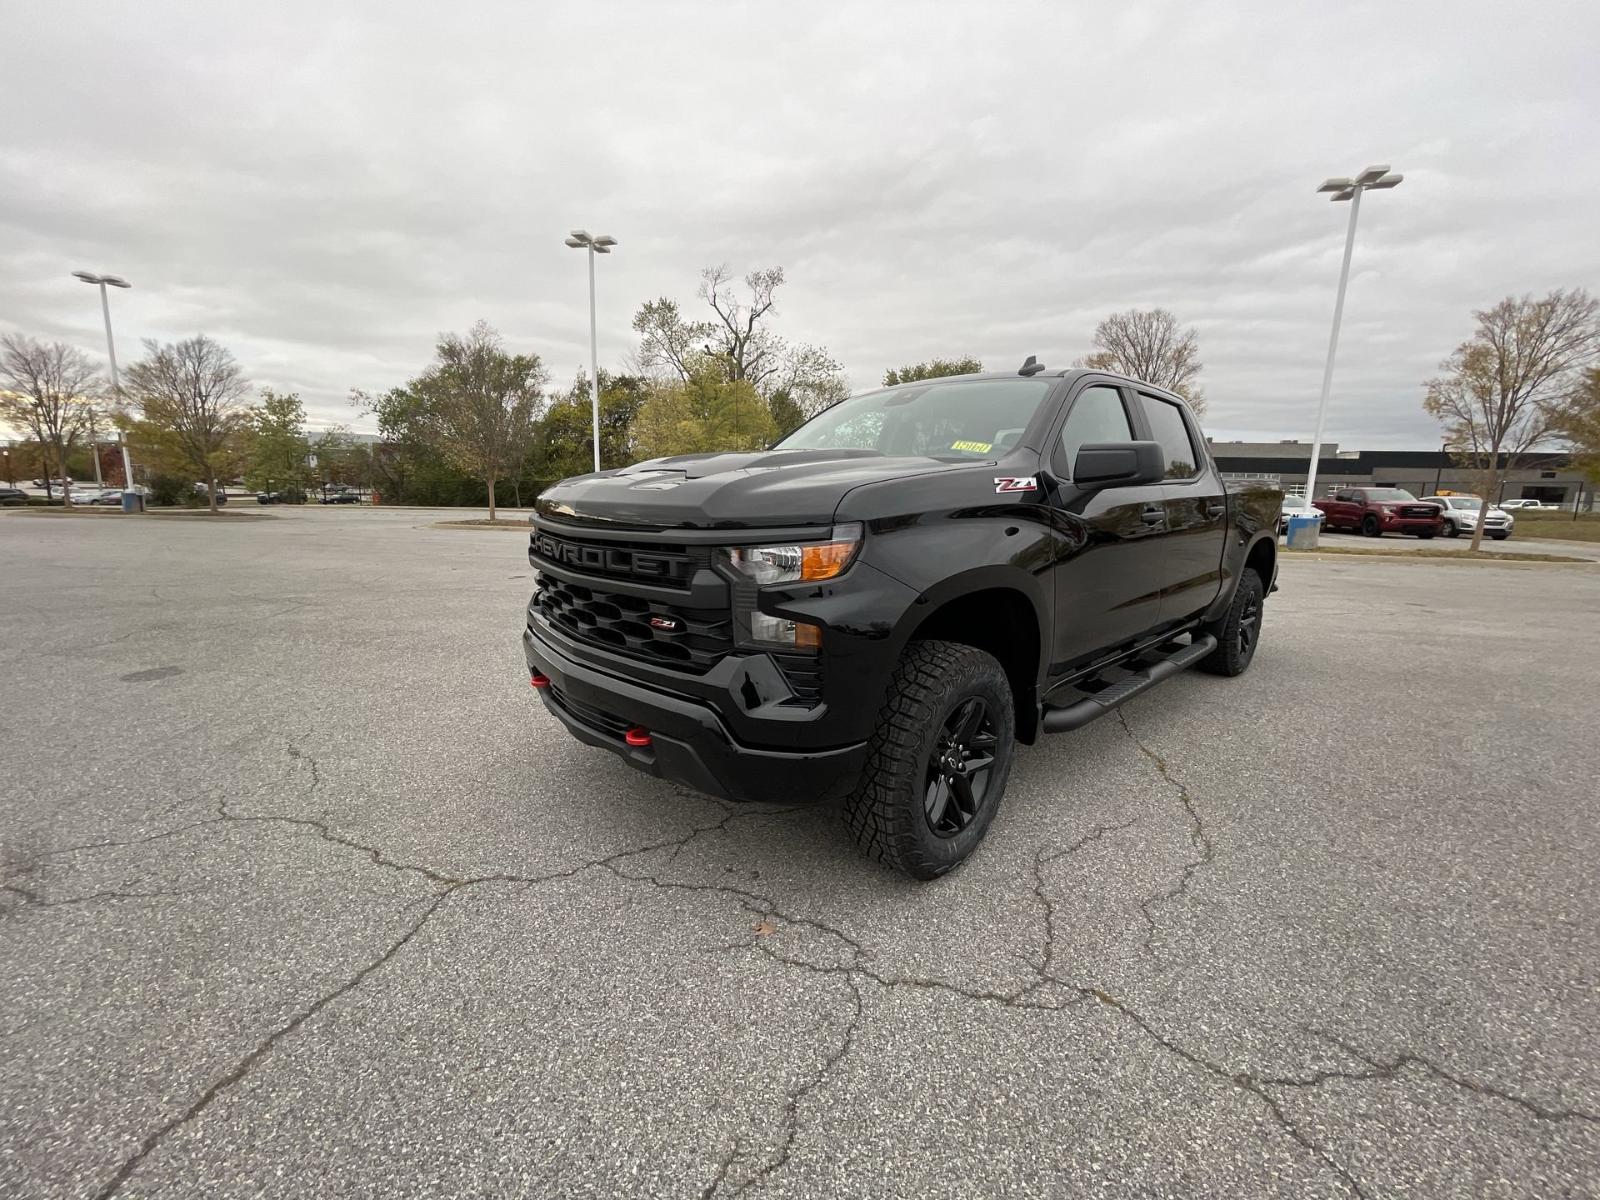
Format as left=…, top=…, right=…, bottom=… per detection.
left=1140, top=395, right=1199, bottom=479
left=1055, top=386, right=1134, bottom=477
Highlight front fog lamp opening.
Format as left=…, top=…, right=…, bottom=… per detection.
left=749, top=612, right=823, bottom=649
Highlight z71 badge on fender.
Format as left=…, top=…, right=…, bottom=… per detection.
left=993, top=476, right=1037, bottom=493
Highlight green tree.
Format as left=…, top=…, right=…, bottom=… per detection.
left=534, top=370, right=649, bottom=484
left=632, top=265, right=848, bottom=433
left=1078, top=309, right=1205, bottom=413
left=1556, top=367, right=1600, bottom=486
left=122, top=335, right=253, bottom=513
left=882, top=356, right=983, bottom=386
left=404, top=321, right=547, bottom=521
left=0, top=334, right=101, bottom=504
left=245, top=389, right=313, bottom=495
left=632, top=370, right=777, bottom=460
left=1424, top=289, right=1600, bottom=550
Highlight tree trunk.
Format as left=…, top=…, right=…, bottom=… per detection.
left=58, top=440, right=72, bottom=508
left=487, top=474, right=497, bottom=522
left=512, top=477, right=522, bottom=510
left=208, top=473, right=219, bottom=514
left=1469, top=460, right=1497, bottom=552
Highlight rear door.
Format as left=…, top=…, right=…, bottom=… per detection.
left=1041, top=379, right=1169, bottom=676
left=1140, top=392, right=1229, bottom=623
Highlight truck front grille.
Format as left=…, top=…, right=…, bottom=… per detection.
left=530, top=530, right=706, bottom=591
left=534, top=572, right=733, bottom=673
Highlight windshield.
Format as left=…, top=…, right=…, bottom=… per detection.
left=776, top=379, right=1053, bottom=459
left=1364, top=489, right=1417, bottom=502
left=1443, top=497, right=1483, bottom=510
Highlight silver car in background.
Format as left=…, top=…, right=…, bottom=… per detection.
left=1422, top=495, right=1514, bottom=540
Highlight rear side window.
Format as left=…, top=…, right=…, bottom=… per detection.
left=1141, top=395, right=1199, bottom=479
left=1057, top=386, right=1134, bottom=476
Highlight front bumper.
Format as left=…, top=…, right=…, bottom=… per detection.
left=1382, top=517, right=1442, bottom=533
left=522, top=624, right=868, bottom=805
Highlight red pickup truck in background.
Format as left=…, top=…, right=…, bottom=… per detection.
left=1313, top=487, right=1443, bottom=538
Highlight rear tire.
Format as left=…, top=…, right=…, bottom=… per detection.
left=1199, top=570, right=1264, bottom=677
left=1362, top=515, right=1382, bottom=537
left=843, top=640, right=1014, bottom=881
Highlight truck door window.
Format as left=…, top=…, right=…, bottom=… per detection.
left=1140, top=395, right=1199, bottom=480
left=1056, top=386, right=1133, bottom=477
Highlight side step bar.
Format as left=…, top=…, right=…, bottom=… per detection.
left=1041, top=634, right=1217, bottom=734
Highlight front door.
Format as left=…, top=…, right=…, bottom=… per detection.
left=1041, top=381, right=1169, bottom=679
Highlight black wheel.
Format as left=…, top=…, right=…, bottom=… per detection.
left=843, top=640, right=1014, bottom=881
left=1199, top=570, right=1264, bottom=677
left=1442, top=520, right=1458, bottom=538
left=1362, top=515, right=1381, bottom=538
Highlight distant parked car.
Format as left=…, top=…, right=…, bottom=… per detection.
left=1421, top=495, right=1514, bottom=540
left=1277, top=495, right=1325, bottom=533
left=0, top=487, right=29, bottom=505
left=80, top=490, right=124, bottom=507
left=1499, top=499, right=1560, bottom=512
left=318, top=487, right=360, bottom=504
left=1313, top=487, right=1443, bottom=538
left=192, top=482, right=228, bottom=506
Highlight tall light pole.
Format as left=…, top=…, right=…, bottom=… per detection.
left=1303, top=166, right=1403, bottom=505
left=564, top=230, right=617, bottom=473
left=73, top=270, right=134, bottom=491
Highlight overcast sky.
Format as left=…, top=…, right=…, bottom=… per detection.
left=5, top=0, right=1597, bottom=447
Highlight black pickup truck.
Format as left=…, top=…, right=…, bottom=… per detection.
left=523, top=364, right=1281, bottom=879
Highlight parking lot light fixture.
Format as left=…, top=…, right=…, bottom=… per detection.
left=73, top=270, right=135, bottom=492
left=1303, top=166, right=1403, bottom=505
left=565, top=230, right=618, bottom=473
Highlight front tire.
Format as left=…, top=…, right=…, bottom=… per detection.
left=1362, top=515, right=1382, bottom=537
left=843, top=640, right=1014, bottom=881
left=1442, top=520, right=1459, bottom=537
left=1199, top=570, right=1264, bottom=677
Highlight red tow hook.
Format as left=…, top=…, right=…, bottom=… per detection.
left=624, top=726, right=652, bottom=748
left=529, top=672, right=551, bottom=689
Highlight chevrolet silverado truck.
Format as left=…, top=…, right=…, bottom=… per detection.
left=523, top=364, right=1281, bottom=879
left=1312, top=487, right=1441, bottom=538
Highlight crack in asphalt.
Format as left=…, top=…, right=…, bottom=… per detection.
left=1116, top=710, right=1215, bottom=958
left=1252, top=1028, right=1600, bottom=1126
left=45, top=737, right=1589, bottom=1200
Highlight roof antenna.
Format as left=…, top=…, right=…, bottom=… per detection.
left=1018, top=355, right=1045, bottom=376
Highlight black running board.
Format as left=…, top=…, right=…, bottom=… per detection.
left=1040, top=634, right=1218, bottom=734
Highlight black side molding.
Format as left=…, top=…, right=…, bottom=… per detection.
left=1041, top=635, right=1218, bottom=734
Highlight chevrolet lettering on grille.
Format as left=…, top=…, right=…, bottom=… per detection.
left=534, top=533, right=688, bottom=583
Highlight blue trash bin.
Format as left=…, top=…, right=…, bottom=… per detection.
left=1285, top=513, right=1320, bottom=549
left=121, top=490, right=145, bottom=514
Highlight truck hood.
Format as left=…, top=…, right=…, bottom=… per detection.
left=534, top=448, right=956, bottom=530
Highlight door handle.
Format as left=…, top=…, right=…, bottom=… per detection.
left=1140, top=506, right=1165, bottom=524
left=1206, top=501, right=1227, bottom=517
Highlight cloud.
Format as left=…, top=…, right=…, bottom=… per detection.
left=3, top=0, right=1597, bottom=446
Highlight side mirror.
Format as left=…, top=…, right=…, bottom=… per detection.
left=1072, top=441, right=1166, bottom=490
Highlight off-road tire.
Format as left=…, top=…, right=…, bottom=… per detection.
left=843, top=640, right=1014, bottom=881
left=1198, top=569, right=1264, bottom=677
left=1362, top=515, right=1382, bottom=537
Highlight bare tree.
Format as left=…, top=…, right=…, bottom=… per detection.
left=1555, top=367, right=1600, bottom=488
left=1079, top=308, right=1205, bottom=412
left=410, top=321, right=546, bottom=521
left=0, top=334, right=101, bottom=505
left=1423, top=289, right=1600, bottom=550
left=123, top=335, right=253, bottom=513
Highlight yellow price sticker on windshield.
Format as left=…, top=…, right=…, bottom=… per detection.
left=951, top=439, right=992, bottom=453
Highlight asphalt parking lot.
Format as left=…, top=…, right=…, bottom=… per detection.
left=3, top=507, right=1598, bottom=1199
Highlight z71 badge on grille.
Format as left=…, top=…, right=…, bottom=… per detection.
left=993, top=477, right=1037, bottom=493
left=648, top=615, right=682, bottom=631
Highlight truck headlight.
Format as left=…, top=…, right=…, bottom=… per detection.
left=720, top=524, right=861, bottom=650
left=721, top=524, right=862, bottom=585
